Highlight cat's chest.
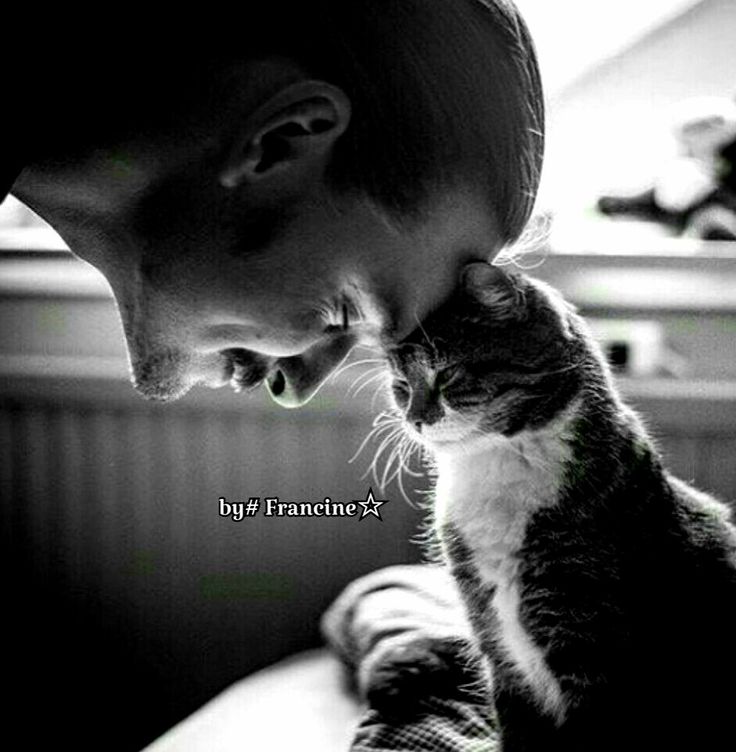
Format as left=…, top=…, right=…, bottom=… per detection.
left=432, top=430, right=571, bottom=722
left=433, top=432, right=567, bottom=583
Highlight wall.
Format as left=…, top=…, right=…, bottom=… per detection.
left=3, top=250, right=736, bottom=750
left=540, top=0, right=736, bottom=212
left=1, top=372, right=427, bottom=751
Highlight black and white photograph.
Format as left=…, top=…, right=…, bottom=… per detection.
left=2, top=2, right=735, bottom=750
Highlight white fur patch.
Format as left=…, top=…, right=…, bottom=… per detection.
left=432, top=407, right=576, bottom=722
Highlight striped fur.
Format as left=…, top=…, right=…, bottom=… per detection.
left=386, top=266, right=736, bottom=751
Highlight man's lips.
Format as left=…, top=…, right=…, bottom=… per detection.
left=224, top=349, right=272, bottom=393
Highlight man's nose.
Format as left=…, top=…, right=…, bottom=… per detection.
left=266, top=331, right=357, bottom=408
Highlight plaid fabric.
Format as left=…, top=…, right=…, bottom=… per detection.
left=322, top=565, right=501, bottom=752
left=350, top=696, right=499, bottom=752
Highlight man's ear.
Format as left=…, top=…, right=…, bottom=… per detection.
left=219, top=80, right=351, bottom=189
left=460, top=262, right=525, bottom=319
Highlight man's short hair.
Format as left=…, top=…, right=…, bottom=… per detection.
left=13, top=0, right=543, bottom=245
left=300, top=0, right=545, bottom=245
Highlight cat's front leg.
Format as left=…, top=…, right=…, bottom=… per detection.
left=495, top=681, right=618, bottom=752
left=493, top=675, right=561, bottom=752
left=361, top=631, right=490, bottom=716
left=321, top=564, right=495, bottom=717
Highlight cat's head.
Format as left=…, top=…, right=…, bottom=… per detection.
left=385, top=263, right=588, bottom=451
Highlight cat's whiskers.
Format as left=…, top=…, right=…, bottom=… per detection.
left=399, top=434, right=424, bottom=478
left=329, top=356, right=387, bottom=383
left=381, top=429, right=421, bottom=487
left=345, top=364, right=389, bottom=396
left=395, top=464, right=414, bottom=506
left=368, top=427, right=406, bottom=490
left=363, top=412, right=403, bottom=454
left=350, top=369, right=390, bottom=398
left=371, top=410, right=403, bottom=432
left=381, top=441, right=404, bottom=489
left=396, top=446, right=416, bottom=509
left=382, top=431, right=424, bottom=506
left=349, top=402, right=429, bottom=504
left=370, top=376, right=392, bottom=411
left=371, top=424, right=405, bottom=468
left=348, top=411, right=402, bottom=465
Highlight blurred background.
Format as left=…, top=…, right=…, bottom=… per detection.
left=1, top=1, right=736, bottom=750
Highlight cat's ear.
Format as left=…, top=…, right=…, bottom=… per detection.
left=460, top=262, right=525, bottom=319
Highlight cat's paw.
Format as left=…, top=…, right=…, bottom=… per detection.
left=359, top=634, right=489, bottom=717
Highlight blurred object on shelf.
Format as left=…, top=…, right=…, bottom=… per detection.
left=547, top=207, right=736, bottom=257
left=548, top=212, right=675, bottom=255
left=588, top=318, right=690, bottom=378
left=685, top=204, right=736, bottom=240
left=597, top=93, right=736, bottom=240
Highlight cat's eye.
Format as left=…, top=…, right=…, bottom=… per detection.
left=391, top=377, right=411, bottom=399
left=437, top=365, right=465, bottom=391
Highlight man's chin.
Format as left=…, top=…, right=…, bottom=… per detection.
left=129, top=348, right=272, bottom=401
left=127, top=347, right=201, bottom=402
left=131, top=373, right=196, bottom=402
left=125, top=330, right=363, bottom=406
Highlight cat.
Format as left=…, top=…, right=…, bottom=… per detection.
left=379, top=261, right=736, bottom=751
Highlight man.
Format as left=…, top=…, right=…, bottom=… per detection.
left=3, top=2, right=543, bottom=748
left=5, top=2, right=543, bottom=409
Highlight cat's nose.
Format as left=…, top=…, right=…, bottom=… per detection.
left=407, top=401, right=442, bottom=432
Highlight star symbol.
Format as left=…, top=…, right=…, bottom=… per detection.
left=355, top=487, right=389, bottom=521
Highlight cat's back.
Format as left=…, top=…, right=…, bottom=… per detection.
left=647, top=478, right=736, bottom=750
left=660, top=473, right=736, bottom=621
left=667, top=473, right=736, bottom=554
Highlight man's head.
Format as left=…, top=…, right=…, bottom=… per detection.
left=9, top=0, right=544, bottom=406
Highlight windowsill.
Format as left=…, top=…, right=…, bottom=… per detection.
left=3, top=222, right=736, bottom=295
left=533, top=252, right=736, bottom=313
left=0, top=359, right=734, bottom=433
left=2, top=222, right=736, bottom=311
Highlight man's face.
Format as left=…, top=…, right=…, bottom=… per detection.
left=11, top=72, right=499, bottom=407
left=13, top=142, right=391, bottom=405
